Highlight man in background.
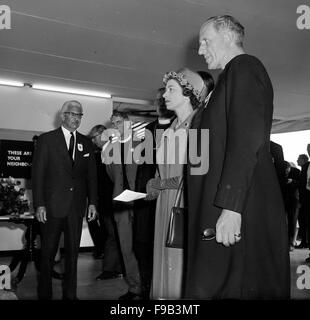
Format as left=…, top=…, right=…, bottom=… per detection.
left=296, top=154, right=309, bottom=248
left=299, top=146, right=310, bottom=262
left=104, top=111, right=142, bottom=300
left=88, top=124, right=124, bottom=280
left=133, top=88, right=175, bottom=299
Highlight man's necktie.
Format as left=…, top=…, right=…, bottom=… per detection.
left=121, top=142, right=130, bottom=190
left=69, top=132, right=75, bottom=162
left=306, top=165, right=310, bottom=191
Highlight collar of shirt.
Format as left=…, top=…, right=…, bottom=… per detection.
left=61, top=126, right=77, bottom=158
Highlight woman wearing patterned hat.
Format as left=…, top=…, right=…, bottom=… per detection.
left=146, top=68, right=213, bottom=299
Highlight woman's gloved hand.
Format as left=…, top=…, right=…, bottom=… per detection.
left=145, top=176, right=180, bottom=201
left=147, top=177, right=180, bottom=190
left=145, top=178, right=160, bottom=201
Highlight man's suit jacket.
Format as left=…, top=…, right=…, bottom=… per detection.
left=134, top=120, right=159, bottom=244
left=32, top=127, right=97, bottom=218
left=270, top=141, right=284, bottom=164
left=135, top=120, right=159, bottom=195
left=299, top=161, right=310, bottom=205
left=270, top=141, right=286, bottom=193
left=105, top=139, right=139, bottom=199
left=94, top=149, right=113, bottom=216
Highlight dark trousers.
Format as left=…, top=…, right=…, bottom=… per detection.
left=114, top=209, right=141, bottom=294
left=298, top=206, right=308, bottom=245
left=38, top=211, right=83, bottom=300
left=87, top=214, right=106, bottom=254
left=285, top=201, right=297, bottom=244
left=134, top=241, right=154, bottom=298
left=304, top=204, right=310, bottom=250
left=101, top=215, right=123, bottom=273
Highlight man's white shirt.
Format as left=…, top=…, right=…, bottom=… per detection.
left=61, top=126, right=76, bottom=160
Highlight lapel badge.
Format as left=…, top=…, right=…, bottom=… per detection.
left=77, top=143, right=83, bottom=152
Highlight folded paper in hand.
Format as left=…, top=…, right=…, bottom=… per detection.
left=113, top=189, right=147, bottom=202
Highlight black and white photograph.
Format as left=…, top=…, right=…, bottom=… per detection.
left=0, top=0, right=310, bottom=313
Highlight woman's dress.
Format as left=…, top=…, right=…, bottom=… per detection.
left=151, top=110, right=197, bottom=299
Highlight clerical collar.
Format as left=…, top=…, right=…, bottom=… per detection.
left=158, top=118, right=171, bottom=125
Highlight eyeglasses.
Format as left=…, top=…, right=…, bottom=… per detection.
left=201, top=228, right=216, bottom=241
left=64, top=112, right=83, bottom=119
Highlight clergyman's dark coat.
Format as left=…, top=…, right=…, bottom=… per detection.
left=185, top=54, right=290, bottom=299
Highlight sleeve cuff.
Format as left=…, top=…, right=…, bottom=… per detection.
left=214, top=183, right=245, bottom=214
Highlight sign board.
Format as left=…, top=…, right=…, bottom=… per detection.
left=0, top=140, right=34, bottom=179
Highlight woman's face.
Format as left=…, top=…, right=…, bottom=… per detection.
left=163, top=79, right=186, bottom=111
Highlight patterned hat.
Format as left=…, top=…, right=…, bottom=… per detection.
left=163, top=68, right=208, bottom=102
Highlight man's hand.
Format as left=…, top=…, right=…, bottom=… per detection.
left=36, top=206, right=47, bottom=223
left=216, top=209, right=242, bottom=247
left=87, top=204, right=97, bottom=221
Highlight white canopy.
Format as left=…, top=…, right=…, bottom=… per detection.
left=0, top=0, right=309, bottom=133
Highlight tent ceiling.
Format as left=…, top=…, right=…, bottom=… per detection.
left=0, top=0, right=309, bottom=132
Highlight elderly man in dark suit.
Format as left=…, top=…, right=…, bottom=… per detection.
left=185, top=15, right=290, bottom=299
left=32, top=100, right=97, bottom=300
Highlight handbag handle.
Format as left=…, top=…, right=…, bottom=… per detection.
left=173, top=177, right=184, bottom=208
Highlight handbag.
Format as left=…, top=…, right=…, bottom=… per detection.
left=165, top=178, right=186, bottom=249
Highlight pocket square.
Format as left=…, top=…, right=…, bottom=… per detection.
left=83, top=153, right=90, bottom=157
